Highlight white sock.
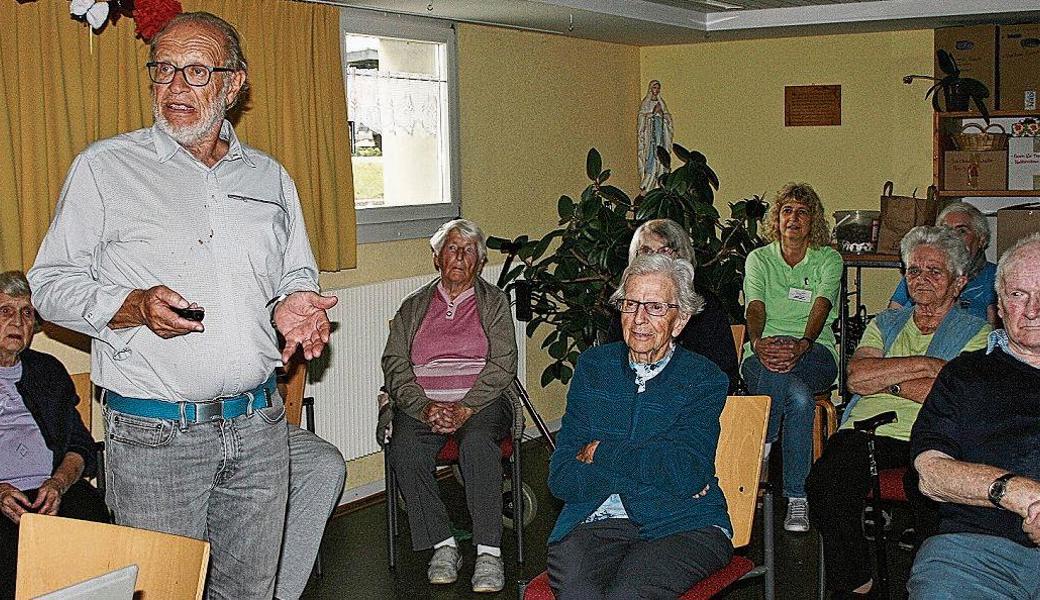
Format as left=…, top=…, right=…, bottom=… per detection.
left=763, top=442, right=772, bottom=458
left=476, top=544, right=501, bottom=557
left=433, top=537, right=457, bottom=549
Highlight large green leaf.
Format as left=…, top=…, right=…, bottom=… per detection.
left=936, top=49, right=959, bottom=76
left=586, top=149, right=602, bottom=181
left=558, top=195, right=575, bottom=220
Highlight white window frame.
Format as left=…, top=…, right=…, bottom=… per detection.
left=339, top=8, right=462, bottom=244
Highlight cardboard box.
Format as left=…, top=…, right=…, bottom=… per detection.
left=935, top=25, right=998, bottom=111
left=1009, top=137, right=1040, bottom=190
left=997, top=203, right=1040, bottom=257
left=999, top=24, right=1040, bottom=111
left=943, top=150, right=1008, bottom=191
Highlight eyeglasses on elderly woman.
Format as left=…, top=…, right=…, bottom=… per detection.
left=613, top=298, right=679, bottom=317
left=636, top=244, right=677, bottom=257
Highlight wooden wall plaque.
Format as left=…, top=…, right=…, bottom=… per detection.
left=784, top=85, right=841, bottom=126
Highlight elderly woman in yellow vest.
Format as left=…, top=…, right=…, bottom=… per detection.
left=741, top=183, right=842, bottom=533
left=382, top=219, right=518, bottom=594
left=806, top=226, right=991, bottom=598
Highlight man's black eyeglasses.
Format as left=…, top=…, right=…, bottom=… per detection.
left=146, top=62, right=236, bottom=87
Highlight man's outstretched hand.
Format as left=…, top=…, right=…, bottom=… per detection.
left=273, top=291, right=338, bottom=362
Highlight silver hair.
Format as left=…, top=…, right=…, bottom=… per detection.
left=0, top=271, right=31, bottom=298
left=150, top=12, right=248, bottom=70
left=628, top=219, right=697, bottom=267
left=609, top=254, right=705, bottom=317
left=996, top=232, right=1040, bottom=296
left=900, top=225, right=970, bottom=277
left=937, top=201, right=990, bottom=251
left=149, top=12, right=249, bottom=105
left=429, top=219, right=488, bottom=266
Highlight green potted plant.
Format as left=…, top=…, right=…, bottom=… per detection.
left=903, top=49, right=991, bottom=121
left=487, top=146, right=766, bottom=387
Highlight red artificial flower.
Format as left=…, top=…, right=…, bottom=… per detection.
left=133, top=0, right=181, bottom=42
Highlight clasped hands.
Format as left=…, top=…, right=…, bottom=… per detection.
left=0, top=478, right=65, bottom=524
left=423, top=402, right=475, bottom=434
left=754, top=336, right=811, bottom=373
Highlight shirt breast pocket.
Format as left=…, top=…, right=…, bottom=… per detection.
left=226, top=193, right=289, bottom=278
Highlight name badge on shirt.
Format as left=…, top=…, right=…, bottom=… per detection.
left=788, top=288, right=812, bottom=303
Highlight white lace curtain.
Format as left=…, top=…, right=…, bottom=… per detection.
left=346, top=67, right=444, bottom=137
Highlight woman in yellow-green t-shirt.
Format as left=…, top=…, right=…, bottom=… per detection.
left=804, top=226, right=990, bottom=597
left=741, top=183, right=842, bottom=533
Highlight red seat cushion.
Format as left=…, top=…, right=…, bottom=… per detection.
left=523, top=557, right=756, bottom=600
left=435, top=435, right=513, bottom=463
left=679, top=556, right=755, bottom=599
left=878, top=467, right=907, bottom=502
left=523, top=572, right=553, bottom=600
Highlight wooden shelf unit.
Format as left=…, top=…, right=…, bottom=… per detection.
left=937, top=189, right=1040, bottom=198
left=933, top=110, right=1040, bottom=197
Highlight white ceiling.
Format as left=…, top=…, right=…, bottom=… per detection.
left=313, top=0, right=1040, bottom=45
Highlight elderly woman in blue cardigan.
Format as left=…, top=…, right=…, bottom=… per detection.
left=546, top=254, right=732, bottom=600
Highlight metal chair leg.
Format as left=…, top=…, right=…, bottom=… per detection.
left=818, top=534, right=826, bottom=600
left=385, top=447, right=397, bottom=569
left=513, top=435, right=524, bottom=565
left=763, top=488, right=775, bottom=600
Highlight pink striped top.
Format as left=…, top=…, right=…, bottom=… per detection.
left=410, top=284, right=488, bottom=402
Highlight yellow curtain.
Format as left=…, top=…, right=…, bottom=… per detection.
left=0, top=0, right=356, bottom=273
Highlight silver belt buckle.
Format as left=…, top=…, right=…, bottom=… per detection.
left=194, top=401, right=225, bottom=422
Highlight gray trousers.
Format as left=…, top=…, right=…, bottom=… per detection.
left=547, top=519, right=732, bottom=600
left=389, top=398, right=511, bottom=550
left=275, top=425, right=345, bottom=600
left=105, top=396, right=289, bottom=600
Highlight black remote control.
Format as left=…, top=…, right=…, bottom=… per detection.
left=172, top=306, right=205, bottom=321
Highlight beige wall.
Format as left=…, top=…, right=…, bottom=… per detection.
left=641, top=28, right=936, bottom=309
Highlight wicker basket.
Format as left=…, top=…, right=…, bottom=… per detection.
left=952, top=123, right=1009, bottom=151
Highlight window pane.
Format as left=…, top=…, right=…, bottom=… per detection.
left=345, top=34, right=450, bottom=210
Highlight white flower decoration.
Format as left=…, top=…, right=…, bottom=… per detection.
left=70, top=0, right=111, bottom=31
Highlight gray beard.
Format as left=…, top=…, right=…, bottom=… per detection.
left=153, top=97, right=228, bottom=148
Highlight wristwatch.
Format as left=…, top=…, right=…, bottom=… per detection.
left=888, top=383, right=901, bottom=396
left=988, top=472, right=1016, bottom=508
left=266, top=293, right=289, bottom=327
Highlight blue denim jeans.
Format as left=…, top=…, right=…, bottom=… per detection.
left=908, top=533, right=1040, bottom=599
left=104, top=391, right=289, bottom=600
left=741, top=341, right=837, bottom=498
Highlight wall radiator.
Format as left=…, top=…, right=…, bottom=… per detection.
left=306, top=263, right=527, bottom=462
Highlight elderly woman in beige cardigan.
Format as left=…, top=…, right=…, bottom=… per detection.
left=382, top=219, right=518, bottom=593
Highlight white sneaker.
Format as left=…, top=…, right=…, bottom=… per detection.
left=471, top=554, right=505, bottom=593
left=784, top=497, right=810, bottom=532
left=427, top=545, right=461, bottom=584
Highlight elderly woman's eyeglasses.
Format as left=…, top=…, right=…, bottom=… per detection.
left=906, top=266, right=949, bottom=280
left=146, top=62, right=236, bottom=87
left=638, top=245, right=676, bottom=257
left=614, top=298, right=678, bottom=317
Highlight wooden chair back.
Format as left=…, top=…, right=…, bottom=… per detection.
left=70, top=372, right=93, bottom=431
left=730, top=324, right=746, bottom=362
left=16, top=513, right=209, bottom=600
left=716, top=394, right=771, bottom=548
left=277, top=351, right=307, bottom=427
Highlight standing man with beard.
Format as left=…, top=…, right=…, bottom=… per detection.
left=28, top=12, right=337, bottom=599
